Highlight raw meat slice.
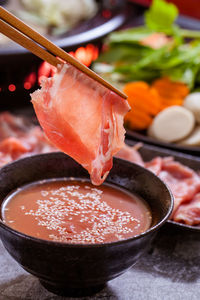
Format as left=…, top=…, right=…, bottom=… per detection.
left=0, top=112, right=57, bottom=167
left=173, top=193, right=200, bottom=225
left=145, top=157, right=162, bottom=176
left=0, top=152, right=12, bottom=166
left=0, top=137, right=29, bottom=160
left=161, top=157, right=196, bottom=178
left=0, top=112, right=30, bottom=141
left=31, top=63, right=130, bottom=185
left=115, top=144, right=145, bottom=167
left=19, top=127, right=57, bottom=155
left=159, top=159, right=200, bottom=214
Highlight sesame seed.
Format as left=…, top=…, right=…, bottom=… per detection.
left=5, top=180, right=151, bottom=244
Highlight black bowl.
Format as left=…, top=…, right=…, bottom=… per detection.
left=0, top=153, right=173, bottom=297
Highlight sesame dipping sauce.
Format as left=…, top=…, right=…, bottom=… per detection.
left=1, top=179, right=152, bottom=244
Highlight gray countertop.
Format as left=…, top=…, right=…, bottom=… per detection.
left=1, top=224, right=200, bottom=300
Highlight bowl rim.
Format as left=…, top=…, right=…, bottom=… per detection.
left=0, top=153, right=174, bottom=248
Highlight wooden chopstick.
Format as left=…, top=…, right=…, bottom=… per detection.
left=0, top=6, right=127, bottom=99
left=0, top=19, right=61, bottom=67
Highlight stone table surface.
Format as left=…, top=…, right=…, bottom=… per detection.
left=0, top=224, right=200, bottom=300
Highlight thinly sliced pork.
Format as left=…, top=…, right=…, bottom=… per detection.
left=31, top=63, right=130, bottom=185
left=174, top=193, right=200, bottom=225
left=115, top=144, right=145, bottom=167
left=145, top=157, right=162, bottom=176
left=159, top=159, right=200, bottom=214
left=0, top=112, right=56, bottom=166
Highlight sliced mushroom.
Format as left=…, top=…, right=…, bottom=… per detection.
left=177, top=126, right=200, bottom=146
left=150, top=106, right=195, bottom=143
left=147, top=123, right=156, bottom=139
left=183, top=92, right=200, bottom=124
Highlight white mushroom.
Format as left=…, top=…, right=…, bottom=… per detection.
left=177, top=126, right=200, bottom=146
left=147, top=123, right=156, bottom=139
left=183, top=92, right=200, bottom=124
left=150, top=106, right=195, bottom=143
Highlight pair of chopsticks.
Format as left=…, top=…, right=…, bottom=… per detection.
left=0, top=6, right=127, bottom=99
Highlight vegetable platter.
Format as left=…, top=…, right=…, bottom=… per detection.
left=93, top=0, right=200, bottom=153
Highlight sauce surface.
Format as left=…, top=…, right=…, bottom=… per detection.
left=1, top=179, right=152, bottom=244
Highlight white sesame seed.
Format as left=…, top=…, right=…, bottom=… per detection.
left=12, top=181, right=151, bottom=244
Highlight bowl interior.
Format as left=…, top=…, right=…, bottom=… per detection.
left=0, top=152, right=173, bottom=236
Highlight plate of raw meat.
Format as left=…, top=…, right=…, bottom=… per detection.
left=116, top=140, right=200, bottom=231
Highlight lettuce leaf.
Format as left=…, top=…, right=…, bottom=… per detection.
left=145, top=0, right=178, bottom=34
left=107, top=27, right=154, bottom=44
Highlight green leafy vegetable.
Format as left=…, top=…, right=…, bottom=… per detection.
left=108, top=27, right=154, bottom=44
left=145, top=0, right=178, bottom=34
left=93, top=0, right=200, bottom=91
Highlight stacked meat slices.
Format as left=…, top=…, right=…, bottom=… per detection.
left=0, top=112, right=56, bottom=167
left=116, top=145, right=200, bottom=226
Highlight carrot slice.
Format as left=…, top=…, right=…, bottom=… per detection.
left=125, top=107, right=153, bottom=130
left=152, top=77, right=189, bottom=100
left=123, top=81, right=161, bottom=130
